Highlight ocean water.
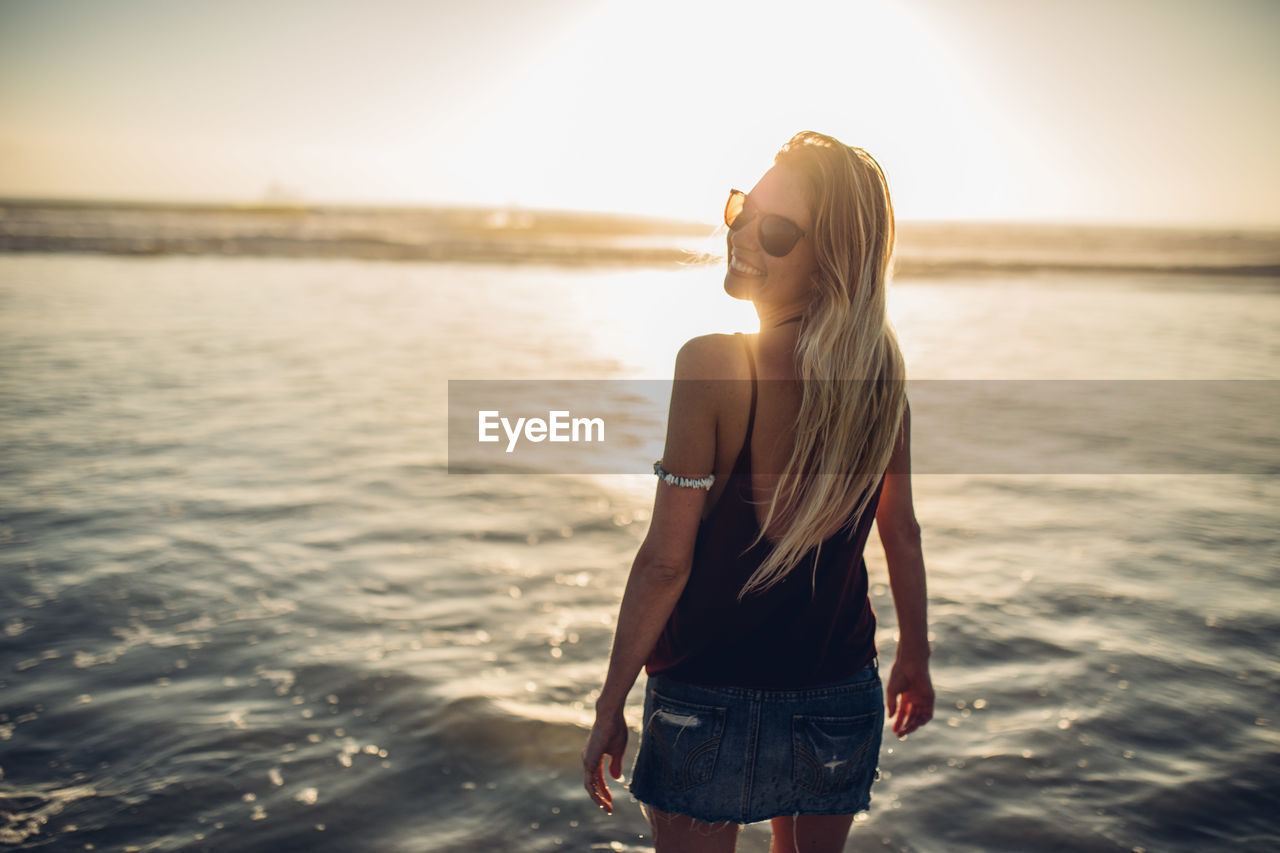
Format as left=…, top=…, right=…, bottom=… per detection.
left=1, top=232, right=1278, bottom=852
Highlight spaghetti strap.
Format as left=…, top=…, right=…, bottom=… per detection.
left=736, top=332, right=758, bottom=449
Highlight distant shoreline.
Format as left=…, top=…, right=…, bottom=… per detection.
left=2, top=198, right=1277, bottom=278
left=4, top=195, right=1278, bottom=236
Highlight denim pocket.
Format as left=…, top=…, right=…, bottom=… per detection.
left=647, top=691, right=728, bottom=791
left=791, top=711, right=880, bottom=796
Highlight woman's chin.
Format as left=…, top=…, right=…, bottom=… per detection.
left=723, top=272, right=754, bottom=301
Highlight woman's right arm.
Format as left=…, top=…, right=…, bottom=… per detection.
left=582, top=335, right=725, bottom=812
left=875, top=401, right=936, bottom=738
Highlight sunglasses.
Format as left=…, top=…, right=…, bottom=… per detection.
left=724, top=188, right=808, bottom=257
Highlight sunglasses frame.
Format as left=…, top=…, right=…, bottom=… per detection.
left=724, top=188, right=808, bottom=258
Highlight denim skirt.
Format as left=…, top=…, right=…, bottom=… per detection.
left=628, top=661, right=885, bottom=825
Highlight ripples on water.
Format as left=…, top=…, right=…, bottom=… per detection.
left=0, top=254, right=1277, bottom=852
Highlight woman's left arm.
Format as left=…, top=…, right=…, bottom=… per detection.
left=876, top=400, right=936, bottom=739
left=582, top=336, right=723, bottom=813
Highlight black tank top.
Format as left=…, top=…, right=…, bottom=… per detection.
left=646, top=332, right=885, bottom=688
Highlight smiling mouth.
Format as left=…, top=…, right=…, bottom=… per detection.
left=729, top=251, right=765, bottom=276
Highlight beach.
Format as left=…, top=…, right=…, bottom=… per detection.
left=1, top=212, right=1278, bottom=852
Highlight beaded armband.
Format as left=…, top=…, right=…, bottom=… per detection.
left=653, top=460, right=715, bottom=490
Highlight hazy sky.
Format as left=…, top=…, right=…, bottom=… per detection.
left=2, top=0, right=1277, bottom=226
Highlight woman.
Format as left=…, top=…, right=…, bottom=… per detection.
left=582, top=131, right=934, bottom=852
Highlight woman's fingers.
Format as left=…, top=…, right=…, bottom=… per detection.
left=893, top=697, right=910, bottom=735
left=594, top=761, right=614, bottom=813
left=902, top=706, right=918, bottom=736
left=582, top=750, right=614, bottom=813
left=584, top=770, right=610, bottom=811
left=891, top=691, right=935, bottom=737
left=893, top=698, right=924, bottom=736
left=583, top=717, right=626, bottom=812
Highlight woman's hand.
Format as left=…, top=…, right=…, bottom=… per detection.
left=886, top=654, right=935, bottom=738
left=582, top=710, right=628, bottom=813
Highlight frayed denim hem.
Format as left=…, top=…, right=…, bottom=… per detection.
left=629, top=788, right=873, bottom=827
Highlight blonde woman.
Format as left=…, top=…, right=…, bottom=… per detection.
left=583, top=131, right=934, bottom=852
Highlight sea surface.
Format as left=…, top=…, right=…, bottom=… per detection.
left=1, top=207, right=1278, bottom=852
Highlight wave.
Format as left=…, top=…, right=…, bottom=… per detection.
left=3, top=199, right=1278, bottom=278
left=0, top=232, right=694, bottom=268
left=893, top=255, right=1280, bottom=279
left=6, top=232, right=1280, bottom=279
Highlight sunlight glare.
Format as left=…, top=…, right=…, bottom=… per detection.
left=431, top=0, right=1037, bottom=223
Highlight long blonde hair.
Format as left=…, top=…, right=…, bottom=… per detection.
left=740, top=131, right=907, bottom=598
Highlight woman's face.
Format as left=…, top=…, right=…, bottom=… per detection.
left=723, top=163, right=817, bottom=312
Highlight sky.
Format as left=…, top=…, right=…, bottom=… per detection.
left=1, top=0, right=1277, bottom=227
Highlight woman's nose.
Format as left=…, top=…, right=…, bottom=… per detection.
left=728, top=215, right=760, bottom=252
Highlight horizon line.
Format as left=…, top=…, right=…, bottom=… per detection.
left=1, top=192, right=1277, bottom=235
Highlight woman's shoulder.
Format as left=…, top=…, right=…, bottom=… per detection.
left=674, top=333, right=753, bottom=382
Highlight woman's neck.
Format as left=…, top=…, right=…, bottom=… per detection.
left=756, top=304, right=806, bottom=331
left=754, top=311, right=804, bottom=376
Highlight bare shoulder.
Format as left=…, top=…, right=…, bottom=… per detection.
left=674, top=333, right=751, bottom=381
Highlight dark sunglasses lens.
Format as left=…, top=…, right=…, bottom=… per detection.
left=759, top=215, right=802, bottom=257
